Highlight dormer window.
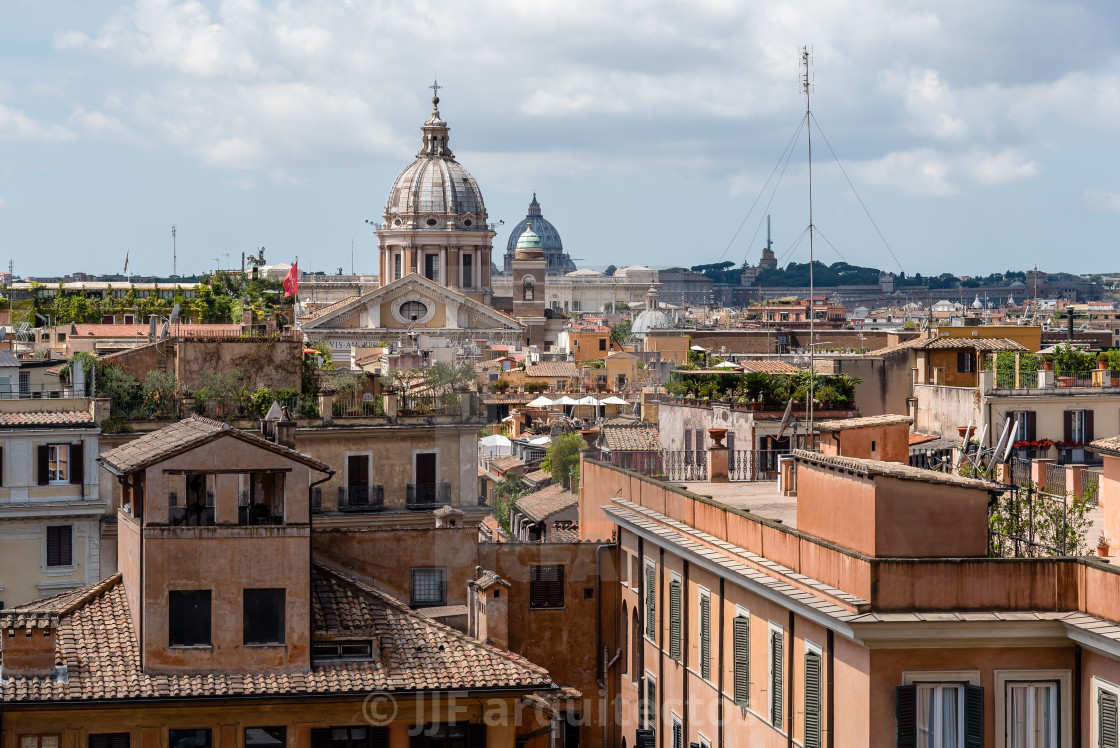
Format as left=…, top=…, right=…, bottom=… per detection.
left=312, top=640, right=374, bottom=660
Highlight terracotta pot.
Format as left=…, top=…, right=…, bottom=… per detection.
left=707, top=428, right=728, bottom=447
left=957, top=425, right=972, bottom=438
left=1098, top=545, right=1110, bottom=558
left=1042, top=361, right=1054, bottom=371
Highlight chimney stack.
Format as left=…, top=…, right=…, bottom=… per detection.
left=2, top=613, right=59, bottom=679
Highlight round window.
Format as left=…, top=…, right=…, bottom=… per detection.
left=426, top=218, right=438, bottom=226
left=400, top=300, right=428, bottom=322
left=464, top=219, right=472, bottom=227
left=393, top=218, right=402, bottom=227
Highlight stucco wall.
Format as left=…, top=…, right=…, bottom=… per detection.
left=914, top=383, right=982, bottom=438
left=175, top=339, right=303, bottom=393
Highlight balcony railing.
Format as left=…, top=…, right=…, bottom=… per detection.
left=4, top=384, right=89, bottom=399
left=338, top=485, right=385, bottom=512
left=407, top=482, right=451, bottom=509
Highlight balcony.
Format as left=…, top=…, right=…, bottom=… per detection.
left=406, top=482, right=451, bottom=509
left=338, top=485, right=385, bottom=513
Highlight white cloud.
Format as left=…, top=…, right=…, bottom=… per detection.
left=963, top=148, right=1039, bottom=185
left=852, top=148, right=958, bottom=197
left=68, top=105, right=133, bottom=139
left=0, top=104, right=73, bottom=141
left=1083, top=188, right=1120, bottom=213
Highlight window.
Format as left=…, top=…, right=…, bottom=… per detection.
left=410, top=567, right=446, bottom=607
left=732, top=612, right=750, bottom=706
left=172, top=473, right=215, bottom=526
left=1005, top=682, right=1057, bottom=748
left=462, top=254, right=473, bottom=288
left=89, top=735, right=129, bottom=748
left=243, top=588, right=285, bottom=645
left=671, top=718, right=682, bottom=748
left=38, top=444, right=68, bottom=484
left=896, top=681, right=983, bottom=748
left=394, top=253, right=403, bottom=280
left=46, top=525, right=72, bottom=567
left=313, top=641, right=373, bottom=660
left=644, top=559, right=656, bottom=640
left=424, top=253, right=440, bottom=281
left=530, top=564, right=564, bottom=609
left=1010, top=411, right=1036, bottom=443
left=698, top=588, right=711, bottom=681
left=400, top=300, right=428, bottom=322
left=523, top=278, right=534, bottom=301
left=727, top=431, right=735, bottom=454
left=20, top=737, right=60, bottom=748
left=169, top=590, right=212, bottom=647
left=645, top=672, right=657, bottom=729
left=244, top=728, right=286, bottom=747
left=684, top=430, right=692, bottom=463
left=769, top=624, right=784, bottom=728
left=599, top=338, right=606, bottom=351
left=668, top=577, right=682, bottom=661
left=1065, top=409, right=1093, bottom=443
left=168, top=730, right=210, bottom=748
left=804, top=644, right=822, bottom=748
left=957, top=351, right=974, bottom=373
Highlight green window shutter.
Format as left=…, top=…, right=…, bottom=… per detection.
left=804, top=651, right=822, bottom=748
left=1100, top=689, right=1119, bottom=748
left=732, top=615, right=750, bottom=706
left=896, top=685, right=917, bottom=748
left=964, top=685, right=984, bottom=748
left=645, top=563, right=656, bottom=639
left=770, top=630, right=784, bottom=728
left=647, top=677, right=657, bottom=729
left=668, top=580, right=682, bottom=661
left=699, top=593, right=710, bottom=681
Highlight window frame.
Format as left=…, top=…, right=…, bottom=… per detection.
left=668, top=573, right=682, bottom=662
left=697, top=586, right=711, bottom=682
left=243, top=727, right=286, bottom=747
left=644, top=671, right=657, bottom=730
left=529, top=564, right=565, bottom=610
left=1095, top=676, right=1120, bottom=748
left=731, top=605, right=750, bottom=707
left=47, top=443, right=69, bottom=484
left=993, top=669, right=1070, bottom=746
left=44, top=525, right=74, bottom=569
left=88, top=734, right=130, bottom=748
left=643, top=557, right=657, bottom=642
left=803, top=639, right=823, bottom=748
left=767, top=621, right=784, bottom=730
left=167, top=730, right=211, bottom=748
left=410, top=566, right=447, bottom=608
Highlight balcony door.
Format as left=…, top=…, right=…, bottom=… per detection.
left=416, top=453, right=437, bottom=487
left=347, top=454, right=370, bottom=506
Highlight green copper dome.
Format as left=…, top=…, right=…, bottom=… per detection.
left=515, top=223, right=542, bottom=250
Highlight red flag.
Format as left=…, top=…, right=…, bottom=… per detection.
left=282, top=261, right=298, bottom=297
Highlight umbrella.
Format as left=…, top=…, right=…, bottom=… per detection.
left=553, top=395, right=578, bottom=405
left=527, top=395, right=555, bottom=407
left=714, top=361, right=739, bottom=369
left=576, top=396, right=601, bottom=405
left=690, top=345, right=708, bottom=351
left=600, top=396, right=629, bottom=405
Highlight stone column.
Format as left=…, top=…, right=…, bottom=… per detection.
left=319, top=393, right=334, bottom=425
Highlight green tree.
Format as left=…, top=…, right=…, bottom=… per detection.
left=542, top=432, right=585, bottom=490
left=603, top=265, right=617, bottom=277
left=492, top=475, right=530, bottom=534
left=610, top=320, right=632, bottom=343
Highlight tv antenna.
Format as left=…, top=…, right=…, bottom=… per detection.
left=171, top=225, right=177, bottom=280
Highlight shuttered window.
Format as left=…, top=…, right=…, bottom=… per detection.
left=46, top=525, right=72, bottom=567
left=529, top=565, right=564, bottom=609
left=668, top=579, right=682, bottom=661
left=698, top=590, right=711, bottom=681
left=1101, top=688, right=1119, bottom=748
left=769, top=628, right=783, bottom=728
left=646, top=674, right=657, bottom=729
left=89, top=735, right=129, bottom=748
left=804, top=650, right=822, bottom=748
left=732, top=615, right=750, bottom=706
left=644, top=560, right=656, bottom=640
left=671, top=720, right=682, bottom=748
left=896, top=682, right=984, bottom=748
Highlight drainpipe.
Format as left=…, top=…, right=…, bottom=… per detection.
left=787, top=611, right=795, bottom=748
left=308, top=467, right=335, bottom=664
left=1074, top=645, right=1082, bottom=747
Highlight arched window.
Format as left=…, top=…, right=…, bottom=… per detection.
left=523, top=278, right=535, bottom=301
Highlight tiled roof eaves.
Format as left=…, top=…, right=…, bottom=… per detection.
left=604, top=500, right=864, bottom=635
left=792, top=449, right=1000, bottom=490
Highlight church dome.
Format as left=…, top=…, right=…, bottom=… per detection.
left=632, top=286, right=671, bottom=334
left=504, top=194, right=575, bottom=274
left=383, top=93, right=488, bottom=229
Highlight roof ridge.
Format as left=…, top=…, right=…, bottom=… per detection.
left=313, top=562, right=552, bottom=680
left=59, top=572, right=123, bottom=615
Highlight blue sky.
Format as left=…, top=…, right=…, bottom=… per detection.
left=3, top=0, right=1120, bottom=279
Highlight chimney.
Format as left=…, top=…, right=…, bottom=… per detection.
left=242, top=307, right=254, bottom=327
left=275, top=419, right=296, bottom=450
left=470, top=572, right=510, bottom=650
left=2, top=613, right=59, bottom=678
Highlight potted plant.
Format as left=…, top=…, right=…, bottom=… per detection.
left=1098, top=532, right=1112, bottom=558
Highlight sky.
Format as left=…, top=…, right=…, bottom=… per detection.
left=3, top=0, right=1120, bottom=280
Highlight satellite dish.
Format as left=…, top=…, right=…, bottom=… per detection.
left=149, top=316, right=158, bottom=339
left=35, top=313, right=47, bottom=324
left=159, top=322, right=169, bottom=340
left=0, top=327, right=7, bottom=342
left=170, top=303, right=180, bottom=324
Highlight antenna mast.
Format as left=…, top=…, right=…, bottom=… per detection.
left=171, top=225, right=177, bottom=280
left=802, top=45, right=816, bottom=446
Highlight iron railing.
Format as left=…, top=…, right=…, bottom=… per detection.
left=407, top=482, right=451, bottom=508
left=338, top=485, right=385, bottom=512
left=333, top=393, right=385, bottom=417
left=1043, top=462, right=1067, bottom=495
left=988, top=483, right=1089, bottom=557
left=3, top=384, right=88, bottom=400
left=400, top=393, right=464, bottom=417
left=728, top=450, right=789, bottom=481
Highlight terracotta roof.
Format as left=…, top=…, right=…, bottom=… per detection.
left=98, top=415, right=330, bottom=474
left=479, top=515, right=505, bottom=542
left=524, top=362, right=578, bottom=379
left=523, top=469, right=551, bottom=485
left=739, top=360, right=803, bottom=374
left=815, top=415, right=912, bottom=432
left=515, top=484, right=577, bottom=523
left=471, top=570, right=511, bottom=590
left=0, top=567, right=552, bottom=703
left=0, top=410, right=95, bottom=428
left=549, top=524, right=580, bottom=543
left=1090, top=437, right=1120, bottom=458
left=489, top=456, right=525, bottom=473
left=792, top=449, right=1000, bottom=490
left=71, top=324, right=242, bottom=338
left=909, top=432, right=940, bottom=446
left=919, top=337, right=1028, bottom=352
left=599, top=423, right=662, bottom=452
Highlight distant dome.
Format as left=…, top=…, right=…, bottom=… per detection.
left=567, top=268, right=603, bottom=277
left=382, top=94, right=488, bottom=228
left=632, top=286, right=671, bottom=334
left=504, top=194, right=576, bottom=274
